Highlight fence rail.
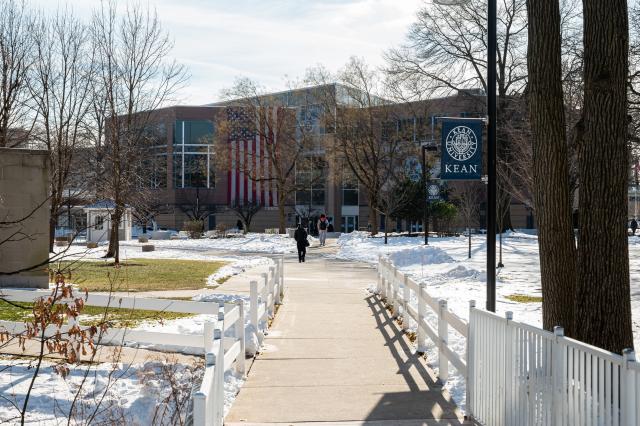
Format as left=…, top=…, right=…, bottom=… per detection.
left=0, top=255, right=285, bottom=426
left=375, top=254, right=640, bottom=426
left=193, top=255, right=284, bottom=425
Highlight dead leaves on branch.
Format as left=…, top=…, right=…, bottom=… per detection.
left=1, top=270, right=110, bottom=376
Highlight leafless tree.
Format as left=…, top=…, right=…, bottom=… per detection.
left=306, top=57, right=417, bottom=235
left=0, top=0, right=36, bottom=148
left=217, top=78, right=322, bottom=233
left=28, top=10, right=95, bottom=252
left=91, top=1, right=187, bottom=263
left=229, top=201, right=263, bottom=234
left=453, top=182, right=484, bottom=259
left=375, top=176, right=416, bottom=245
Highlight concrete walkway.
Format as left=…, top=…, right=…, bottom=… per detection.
left=226, top=254, right=464, bottom=426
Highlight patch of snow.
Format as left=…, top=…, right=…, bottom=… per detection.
left=207, top=257, right=273, bottom=286
left=0, top=357, right=210, bottom=425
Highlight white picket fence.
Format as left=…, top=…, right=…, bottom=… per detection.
left=376, top=255, right=640, bottom=426
left=0, top=289, right=221, bottom=349
left=0, top=256, right=285, bottom=426
left=193, top=257, right=284, bottom=426
left=192, top=302, right=245, bottom=426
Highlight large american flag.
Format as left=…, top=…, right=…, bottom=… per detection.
left=227, top=107, right=279, bottom=207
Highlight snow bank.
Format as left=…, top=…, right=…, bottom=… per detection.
left=0, top=358, right=207, bottom=425
left=388, top=246, right=454, bottom=267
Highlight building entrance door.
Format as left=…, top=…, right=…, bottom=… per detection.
left=341, top=216, right=358, bottom=233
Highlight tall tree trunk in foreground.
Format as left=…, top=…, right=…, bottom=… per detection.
left=575, top=0, right=633, bottom=353
left=526, top=0, right=577, bottom=336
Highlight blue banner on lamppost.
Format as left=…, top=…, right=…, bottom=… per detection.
left=440, top=119, right=483, bottom=180
left=427, top=183, right=441, bottom=201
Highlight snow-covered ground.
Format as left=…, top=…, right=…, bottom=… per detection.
left=119, top=233, right=300, bottom=254
left=335, top=231, right=640, bottom=411
left=5, top=234, right=286, bottom=425
left=0, top=357, right=243, bottom=425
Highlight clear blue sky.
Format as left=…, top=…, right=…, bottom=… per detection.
left=33, top=0, right=422, bottom=105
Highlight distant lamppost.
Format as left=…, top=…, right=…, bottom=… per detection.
left=435, top=0, right=497, bottom=312
left=422, top=143, right=438, bottom=245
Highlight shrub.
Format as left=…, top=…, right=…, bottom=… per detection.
left=182, top=220, right=204, bottom=239
left=216, top=223, right=228, bottom=238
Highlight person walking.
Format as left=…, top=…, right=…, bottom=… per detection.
left=632, top=218, right=638, bottom=235
left=318, top=214, right=328, bottom=246
left=294, top=223, right=309, bottom=262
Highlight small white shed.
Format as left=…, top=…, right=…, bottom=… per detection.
left=84, top=201, right=133, bottom=243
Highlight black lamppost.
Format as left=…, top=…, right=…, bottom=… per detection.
left=422, top=143, right=438, bottom=245
left=435, top=0, right=497, bottom=312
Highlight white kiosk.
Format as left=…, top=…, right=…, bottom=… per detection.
left=84, top=201, right=133, bottom=244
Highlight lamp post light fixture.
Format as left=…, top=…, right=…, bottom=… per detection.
left=434, top=0, right=497, bottom=312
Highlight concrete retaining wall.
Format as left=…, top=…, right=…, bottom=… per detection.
left=0, top=148, right=50, bottom=288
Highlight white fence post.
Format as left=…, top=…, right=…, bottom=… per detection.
left=268, top=266, right=276, bottom=314
left=622, top=348, right=637, bottom=426
left=236, top=301, right=246, bottom=376
left=466, top=300, right=476, bottom=419
left=377, top=255, right=382, bottom=294
left=204, top=321, right=215, bottom=353
left=438, top=299, right=449, bottom=382
left=192, top=392, right=206, bottom=426
left=212, top=326, right=225, bottom=425
left=402, top=274, right=410, bottom=331
left=417, top=282, right=427, bottom=353
left=504, top=311, right=513, bottom=424
left=279, top=255, right=285, bottom=302
left=261, top=272, right=269, bottom=317
left=392, top=270, right=400, bottom=318
left=250, top=280, right=260, bottom=351
left=552, top=326, right=565, bottom=425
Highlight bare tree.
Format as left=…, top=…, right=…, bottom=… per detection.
left=91, top=1, right=187, bottom=263
left=217, top=78, right=321, bottom=234
left=375, top=176, right=419, bottom=245
left=307, top=58, right=417, bottom=235
left=0, top=0, right=36, bottom=148
left=29, top=10, right=95, bottom=252
left=228, top=201, right=263, bottom=234
left=453, top=182, right=484, bottom=259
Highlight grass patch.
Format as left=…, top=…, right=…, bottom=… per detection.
left=55, top=258, right=227, bottom=292
left=0, top=299, right=194, bottom=328
left=505, top=294, right=543, bottom=303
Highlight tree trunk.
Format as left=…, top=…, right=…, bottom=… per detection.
left=526, top=0, right=578, bottom=336
left=49, top=218, right=56, bottom=253
left=468, top=225, right=471, bottom=259
left=368, top=199, right=378, bottom=235
left=384, top=216, right=388, bottom=244
left=278, top=195, right=286, bottom=234
left=106, top=206, right=123, bottom=264
left=498, top=189, right=513, bottom=232
left=574, top=0, right=633, bottom=353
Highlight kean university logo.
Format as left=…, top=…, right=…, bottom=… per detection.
left=440, top=119, right=483, bottom=180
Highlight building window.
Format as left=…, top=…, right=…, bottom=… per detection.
left=342, top=167, right=358, bottom=206
left=94, top=215, right=104, bottom=230
left=295, top=159, right=326, bottom=207
left=173, top=120, right=215, bottom=189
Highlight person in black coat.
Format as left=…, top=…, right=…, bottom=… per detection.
left=632, top=218, right=638, bottom=235
left=294, top=224, right=309, bottom=263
